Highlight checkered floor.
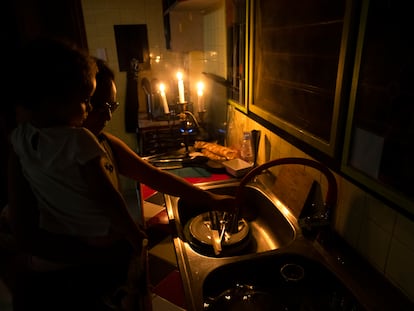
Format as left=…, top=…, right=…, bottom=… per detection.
left=136, top=191, right=187, bottom=311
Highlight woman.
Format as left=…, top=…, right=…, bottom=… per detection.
left=7, top=50, right=235, bottom=310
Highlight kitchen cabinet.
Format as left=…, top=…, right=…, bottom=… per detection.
left=342, top=0, right=414, bottom=214
left=248, top=0, right=355, bottom=157
left=245, top=0, right=414, bottom=214
left=227, top=0, right=248, bottom=112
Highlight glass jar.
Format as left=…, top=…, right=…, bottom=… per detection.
left=240, top=131, right=254, bottom=164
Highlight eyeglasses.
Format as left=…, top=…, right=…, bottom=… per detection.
left=95, top=102, right=119, bottom=113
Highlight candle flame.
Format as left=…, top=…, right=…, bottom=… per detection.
left=176, top=72, right=183, bottom=80
left=159, top=83, right=166, bottom=92
left=197, top=81, right=204, bottom=91
left=197, top=82, right=204, bottom=96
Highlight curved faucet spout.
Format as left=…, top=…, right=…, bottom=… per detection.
left=228, top=157, right=338, bottom=233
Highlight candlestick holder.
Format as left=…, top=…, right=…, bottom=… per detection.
left=163, top=111, right=172, bottom=124
left=175, top=101, right=209, bottom=154
left=176, top=101, right=189, bottom=113
left=197, top=110, right=207, bottom=124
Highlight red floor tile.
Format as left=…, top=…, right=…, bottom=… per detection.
left=153, top=270, right=186, bottom=309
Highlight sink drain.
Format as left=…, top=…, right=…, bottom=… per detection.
left=280, top=263, right=305, bottom=282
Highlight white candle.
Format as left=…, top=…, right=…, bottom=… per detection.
left=197, top=81, right=204, bottom=112
left=159, top=83, right=169, bottom=114
left=177, top=72, right=185, bottom=103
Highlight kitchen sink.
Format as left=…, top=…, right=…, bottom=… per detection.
left=163, top=159, right=412, bottom=310
left=169, top=179, right=298, bottom=257
left=202, top=252, right=365, bottom=310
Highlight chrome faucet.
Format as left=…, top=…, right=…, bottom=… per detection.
left=228, top=157, right=338, bottom=235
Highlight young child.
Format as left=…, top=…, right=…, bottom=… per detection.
left=10, top=37, right=146, bottom=254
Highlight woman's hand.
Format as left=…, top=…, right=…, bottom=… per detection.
left=206, top=192, right=237, bottom=213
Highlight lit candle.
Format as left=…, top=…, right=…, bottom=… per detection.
left=177, top=71, right=185, bottom=103
left=159, top=83, right=169, bottom=114
left=197, top=81, right=204, bottom=112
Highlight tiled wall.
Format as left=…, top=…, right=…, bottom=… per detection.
left=225, top=105, right=414, bottom=302
left=203, top=3, right=227, bottom=78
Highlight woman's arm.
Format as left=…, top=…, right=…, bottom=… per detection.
left=104, top=132, right=235, bottom=211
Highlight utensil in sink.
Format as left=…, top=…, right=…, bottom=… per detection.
left=191, top=212, right=249, bottom=246
left=208, top=211, right=221, bottom=255
left=188, top=211, right=250, bottom=256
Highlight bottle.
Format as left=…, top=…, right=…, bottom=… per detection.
left=240, top=131, right=254, bottom=164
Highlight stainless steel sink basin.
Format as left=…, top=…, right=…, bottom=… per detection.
left=164, top=178, right=366, bottom=310
left=162, top=158, right=343, bottom=310
left=202, top=252, right=365, bottom=310
left=164, top=177, right=306, bottom=310
left=168, top=179, right=298, bottom=257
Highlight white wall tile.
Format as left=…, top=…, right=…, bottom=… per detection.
left=394, top=214, right=414, bottom=248
left=203, top=4, right=226, bottom=78
left=334, top=179, right=367, bottom=246
left=386, top=238, right=414, bottom=301
left=357, top=217, right=392, bottom=271
left=366, top=195, right=397, bottom=233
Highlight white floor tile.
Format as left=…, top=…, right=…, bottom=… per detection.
left=143, top=201, right=165, bottom=221
left=148, top=237, right=177, bottom=266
